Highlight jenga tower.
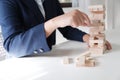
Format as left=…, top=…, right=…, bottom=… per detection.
left=88, top=5, right=106, bottom=56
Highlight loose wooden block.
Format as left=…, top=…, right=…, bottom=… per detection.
left=76, top=56, right=95, bottom=67
left=63, top=57, right=70, bottom=64
left=76, top=51, right=91, bottom=58
left=85, top=59, right=95, bottom=67
left=76, top=61, right=84, bottom=67
left=76, top=51, right=92, bottom=67
left=76, top=56, right=86, bottom=65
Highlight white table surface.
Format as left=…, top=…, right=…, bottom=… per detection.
left=0, top=28, right=120, bottom=80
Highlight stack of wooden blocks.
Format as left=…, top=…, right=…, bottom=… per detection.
left=74, top=5, right=106, bottom=67
left=63, top=5, right=107, bottom=67
left=88, top=5, right=106, bottom=56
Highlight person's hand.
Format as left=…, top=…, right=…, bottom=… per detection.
left=51, top=9, right=91, bottom=28
left=44, top=10, right=91, bottom=37
left=83, top=34, right=112, bottom=50
left=105, top=41, right=112, bottom=50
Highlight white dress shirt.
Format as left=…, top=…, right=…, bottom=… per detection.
left=35, top=0, right=45, bottom=18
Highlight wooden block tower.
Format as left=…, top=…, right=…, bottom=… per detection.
left=88, top=5, right=106, bottom=56
left=63, top=5, right=107, bottom=67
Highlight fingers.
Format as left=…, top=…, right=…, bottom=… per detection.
left=105, top=41, right=112, bottom=50
left=81, top=12, right=91, bottom=26
left=67, top=10, right=91, bottom=27
left=71, top=11, right=84, bottom=27
left=74, top=12, right=87, bottom=26
left=77, top=11, right=91, bottom=26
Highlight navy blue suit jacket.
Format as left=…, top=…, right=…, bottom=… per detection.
left=0, top=0, right=86, bottom=57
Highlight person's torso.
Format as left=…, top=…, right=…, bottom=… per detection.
left=15, top=0, right=61, bottom=47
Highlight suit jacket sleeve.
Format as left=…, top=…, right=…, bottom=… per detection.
left=0, top=1, right=50, bottom=57
left=56, top=0, right=87, bottom=42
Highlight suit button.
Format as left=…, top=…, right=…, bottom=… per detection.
left=33, top=50, right=38, bottom=54
left=39, top=48, right=44, bottom=53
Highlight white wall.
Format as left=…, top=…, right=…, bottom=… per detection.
left=89, top=0, right=105, bottom=5
left=114, top=0, right=120, bottom=28
left=106, top=0, right=114, bottom=29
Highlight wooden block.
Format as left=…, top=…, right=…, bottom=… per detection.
left=90, top=33, right=105, bottom=40
left=89, top=41, right=105, bottom=47
left=91, top=20, right=101, bottom=24
left=89, top=31, right=99, bottom=36
left=76, top=56, right=86, bottom=65
left=88, top=5, right=105, bottom=12
left=96, top=34, right=105, bottom=40
left=76, top=56, right=95, bottom=67
left=90, top=22, right=104, bottom=27
left=76, top=51, right=92, bottom=67
left=98, top=14, right=105, bottom=20
left=90, top=33, right=105, bottom=38
left=76, top=61, right=84, bottom=67
left=76, top=56, right=86, bottom=67
left=89, top=35, right=105, bottom=46
left=89, top=46, right=106, bottom=56
left=63, top=57, right=70, bottom=64
left=89, top=36, right=105, bottom=42
left=76, top=51, right=91, bottom=58
left=89, top=42, right=105, bottom=48
left=89, top=27, right=99, bottom=33
left=89, top=13, right=105, bottom=21
left=89, top=33, right=106, bottom=47
left=89, top=40, right=105, bottom=48
left=89, top=39, right=104, bottom=44
left=85, top=59, right=95, bottom=67
left=89, top=26, right=105, bottom=35
left=99, top=26, right=105, bottom=32
left=98, top=43, right=105, bottom=48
